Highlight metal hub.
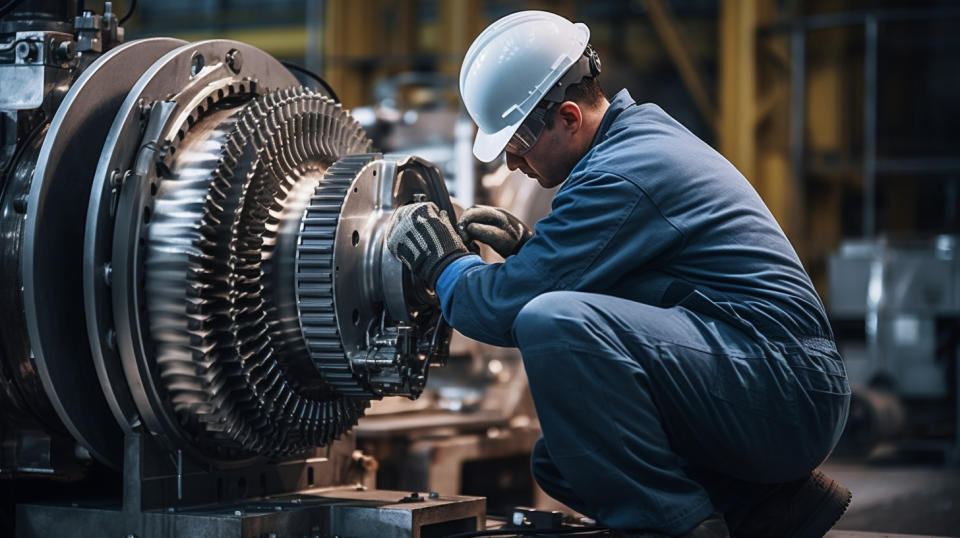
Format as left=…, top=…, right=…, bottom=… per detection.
left=298, top=154, right=456, bottom=399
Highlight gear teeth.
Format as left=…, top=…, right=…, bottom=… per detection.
left=146, top=85, right=374, bottom=458
left=296, top=154, right=381, bottom=399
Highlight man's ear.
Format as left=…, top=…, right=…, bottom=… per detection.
left=556, top=101, right=583, bottom=133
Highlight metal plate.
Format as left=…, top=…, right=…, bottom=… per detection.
left=85, top=40, right=299, bottom=465
left=334, top=155, right=457, bottom=361
left=21, top=38, right=186, bottom=468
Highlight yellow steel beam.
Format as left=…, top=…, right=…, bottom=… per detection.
left=718, top=0, right=757, bottom=183
left=641, top=0, right=717, bottom=130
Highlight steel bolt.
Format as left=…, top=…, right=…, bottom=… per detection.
left=55, top=40, right=77, bottom=63
left=13, top=194, right=27, bottom=214
left=15, top=41, right=38, bottom=62
left=226, top=49, right=242, bottom=74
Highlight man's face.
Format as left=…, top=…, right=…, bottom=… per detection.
left=504, top=103, right=582, bottom=189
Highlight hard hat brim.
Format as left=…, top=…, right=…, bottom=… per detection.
left=473, top=120, right=521, bottom=163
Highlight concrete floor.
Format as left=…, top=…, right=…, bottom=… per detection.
left=824, top=461, right=960, bottom=537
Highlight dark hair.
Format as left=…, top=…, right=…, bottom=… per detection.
left=543, top=76, right=605, bottom=129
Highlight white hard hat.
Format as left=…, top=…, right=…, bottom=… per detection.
left=459, top=11, right=591, bottom=162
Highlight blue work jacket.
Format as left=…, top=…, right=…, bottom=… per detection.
left=437, top=89, right=832, bottom=349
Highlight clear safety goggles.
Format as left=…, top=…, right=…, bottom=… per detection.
left=504, top=101, right=556, bottom=156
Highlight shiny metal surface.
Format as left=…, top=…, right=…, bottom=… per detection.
left=297, top=154, right=456, bottom=399
left=85, top=40, right=299, bottom=465
left=138, top=84, right=374, bottom=459
left=21, top=37, right=184, bottom=467
left=0, top=122, right=63, bottom=433
left=7, top=28, right=457, bottom=471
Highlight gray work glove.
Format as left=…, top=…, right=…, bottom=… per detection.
left=387, top=202, right=470, bottom=288
left=458, top=205, right=533, bottom=258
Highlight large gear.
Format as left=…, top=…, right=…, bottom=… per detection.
left=146, top=86, right=374, bottom=457
left=2, top=35, right=457, bottom=470
left=297, top=154, right=379, bottom=397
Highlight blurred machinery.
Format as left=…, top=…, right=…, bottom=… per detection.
left=0, top=1, right=486, bottom=536
left=829, top=236, right=960, bottom=462
left=351, top=72, right=504, bottom=208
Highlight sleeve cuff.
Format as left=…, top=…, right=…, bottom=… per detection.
left=435, top=254, right=485, bottom=317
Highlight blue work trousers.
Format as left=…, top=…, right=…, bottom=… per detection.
left=512, top=291, right=850, bottom=535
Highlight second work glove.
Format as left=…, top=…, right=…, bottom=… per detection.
left=458, top=206, right=533, bottom=258
left=386, top=202, right=470, bottom=288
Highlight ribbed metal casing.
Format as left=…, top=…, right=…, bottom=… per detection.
left=145, top=86, right=372, bottom=457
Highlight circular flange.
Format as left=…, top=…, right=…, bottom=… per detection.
left=298, top=154, right=457, bottom=398
left=21, top=37, right=186, bottom=468
left=84, top=40, right=300, bottom=466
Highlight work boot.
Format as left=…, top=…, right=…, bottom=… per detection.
left=732, top=469, right=852, bottom=538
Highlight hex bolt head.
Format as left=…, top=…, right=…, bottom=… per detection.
left=55, top=40, right=76, bottom=63
left=226, top=49, right=243, bottom=74
left=15, top=41, right=38, bottom=62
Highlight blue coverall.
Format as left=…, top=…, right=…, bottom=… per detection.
left=435, top=90, right=850, bottom=534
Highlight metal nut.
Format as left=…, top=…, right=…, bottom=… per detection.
left=15, top=41, right=38, bottom=62
left=55, top=40, right=77, bottom=63
left=226, top=49, right=242, bottom=74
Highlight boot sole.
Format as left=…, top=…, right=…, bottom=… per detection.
left=788, top=470, right=852, bottom=538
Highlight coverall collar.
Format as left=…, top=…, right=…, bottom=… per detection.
left=563, top=89, right=637, bottom=186
left=591, top=88, right=636, bottom=149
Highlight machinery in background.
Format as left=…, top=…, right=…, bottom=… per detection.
left=829, top=236, right=960, bottom=462
left=0, top=2, right=485, bottom=536
left=351, top=72, right=502, bottom=208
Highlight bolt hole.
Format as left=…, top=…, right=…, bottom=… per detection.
left=143, top=206, right=151, bottom=224
left=352, top=309, right=360, bottom=325
left=353, top=187, right=358, bottom=193
left=150, top=182, right=158, bottom=196
left=372, top=170, right=377, bottom=176
left=307, top=466, right=315, bottom=487
left=351, top=230, right=359, bottom=246
left=190, top=52, right=204, bottom=76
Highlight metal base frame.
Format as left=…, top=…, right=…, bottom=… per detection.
left=17, top=489, right=485, bottom=538
left=16, top=432, right=484, bottom=537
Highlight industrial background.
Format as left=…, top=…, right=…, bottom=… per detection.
left=1, top=0, right=958, bottom=537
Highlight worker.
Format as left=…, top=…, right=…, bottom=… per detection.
left=387, top=10, right=851, bottom=538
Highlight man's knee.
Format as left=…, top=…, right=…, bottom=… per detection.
left=512, top=291, right=593, bottom=350
left=529, top=437, right=552, bottom=484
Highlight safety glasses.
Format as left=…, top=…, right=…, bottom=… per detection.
left=504, top=102, right=556, bottom=156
